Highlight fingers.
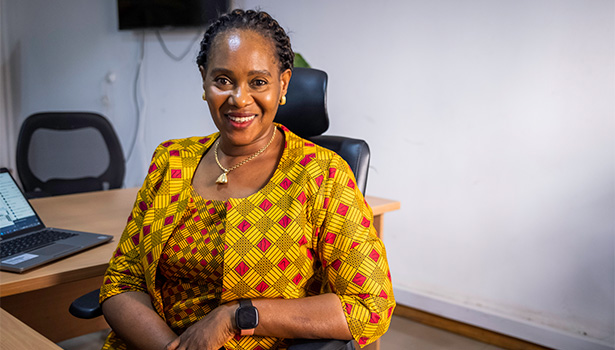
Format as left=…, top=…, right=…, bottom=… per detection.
left=165, top=337, right=180, bottom=350
left=169, top=331, right=232, bottom=350
left=164, top=303, right=236, bottom=350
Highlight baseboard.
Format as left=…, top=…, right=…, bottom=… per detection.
left=393, top=287, right=614, bottom=350
left=394, top=304, right=550, bottom=350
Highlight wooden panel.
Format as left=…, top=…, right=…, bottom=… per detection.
left=0, top=276, right=109, bottom=342
left=0, top=308, right=62, bottom=350
left=373, top=215, right=384, bottom=238
left=394, top=304, right=552, bottom=350
left=365, top=196, right=401, bottom=216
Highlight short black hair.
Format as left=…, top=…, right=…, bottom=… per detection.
left=196, top=9, right=294, bottom=73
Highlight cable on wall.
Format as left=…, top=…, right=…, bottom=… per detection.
left=126, top=30, right=202, bottom=163
left=155, top=30, right=203, bottom=61
left=126, top=31, right=146, bottom=162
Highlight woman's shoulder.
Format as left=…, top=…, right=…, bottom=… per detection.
left=155, top=134, right=218, bottom=152
left=280, top=124, right=353, bottom=180
left=281, top=124, right=339, bottom=161
left=149, top=134, right=218, bottom=162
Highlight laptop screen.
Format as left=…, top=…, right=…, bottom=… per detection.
left=0, top=171, right=43, bottom=237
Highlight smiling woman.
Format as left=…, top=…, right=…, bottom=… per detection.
left=194, top=28, right=290, bottom=198
left=99, top=9, right=395, bottom=350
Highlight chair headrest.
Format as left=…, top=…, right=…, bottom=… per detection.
left=274, top=67, right=329, bottom=138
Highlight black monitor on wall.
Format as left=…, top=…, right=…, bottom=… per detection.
left=117, top=0, right=230, bottom=30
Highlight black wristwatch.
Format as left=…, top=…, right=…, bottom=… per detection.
left=235, top=299, right=259, bottom=336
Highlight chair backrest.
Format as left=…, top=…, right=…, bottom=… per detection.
left=16, top=112, right=125, bottom=197
left=275, top=68, right=370, bottom=193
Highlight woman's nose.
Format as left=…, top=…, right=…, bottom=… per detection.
left=229, top=86, right=251, bottom=107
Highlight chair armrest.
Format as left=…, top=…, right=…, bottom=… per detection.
left=69, top=288, right=103, bottom=319
left=288, top=339, right=355, bottom=350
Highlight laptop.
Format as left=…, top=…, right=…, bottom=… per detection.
left=0, top=168, right=113, bottom=273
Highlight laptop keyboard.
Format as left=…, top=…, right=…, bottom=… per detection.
left=1, top=230, right=78, bottom=258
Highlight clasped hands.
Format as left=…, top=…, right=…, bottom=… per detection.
left=165, top=303, right=237, bottom=350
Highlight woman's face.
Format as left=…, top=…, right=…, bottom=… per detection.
left=200, top=29, right=291, bottom=149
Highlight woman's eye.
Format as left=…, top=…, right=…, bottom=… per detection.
left=215, top=77, right=231, bottom=85
left=252, top=79, right=267, bottom=87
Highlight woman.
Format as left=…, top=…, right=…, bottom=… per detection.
left=100, top=9, right=395, bottom=350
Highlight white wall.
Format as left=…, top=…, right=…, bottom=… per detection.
left=254, top=2, right=614, bottom=349
left=3, top=1, right=614, bottom=349
left=2, top=0, right=215, bottom=185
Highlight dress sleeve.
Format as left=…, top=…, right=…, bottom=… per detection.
left=99, top=143, right=168, bottom=304
left=313, top=155, right=396, bottom=348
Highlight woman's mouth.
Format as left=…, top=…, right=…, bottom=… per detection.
left=227, top=114, right=256, bottom=123
left=226, top=113, right=257, bottom=128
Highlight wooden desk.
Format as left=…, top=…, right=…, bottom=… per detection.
left=0, top=188, right=400, bottom=344
left=0, top=188, right=139, bottom=342
left=0, top=308, right=62, bottom=350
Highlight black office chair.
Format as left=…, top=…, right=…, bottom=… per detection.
left=275, top=67, right=370, bottom=194
left=70, top=68, right=366, bottom=350
left=16, top=112, right=125, bottom=198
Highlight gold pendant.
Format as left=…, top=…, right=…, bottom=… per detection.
left=216, top=172, right=228, bottom=184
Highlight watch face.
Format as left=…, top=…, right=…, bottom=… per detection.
left=237, top=306, right=259, bottom=329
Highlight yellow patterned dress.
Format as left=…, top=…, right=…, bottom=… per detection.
left=99, top=124, right=395, bottom=349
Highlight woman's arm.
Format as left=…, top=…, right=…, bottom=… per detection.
left=99, top=143, right=172, bottom=349
left=253, top=293, right=351, bottom=339
left=311, top=155, right=396, bottom=346
left=167, top=293, right=351, bottom=350
left=102, top=291, right=177, bottom=350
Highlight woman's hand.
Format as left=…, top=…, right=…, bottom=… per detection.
left=165, top=303, right=237, bottom=350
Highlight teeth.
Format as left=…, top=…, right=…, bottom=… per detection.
left=228, top=115, right=256, bottom=123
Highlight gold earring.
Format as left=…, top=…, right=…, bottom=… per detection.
left=279, top=95, right=286, bottom=106
left=202, top=92, right=207, bottom=101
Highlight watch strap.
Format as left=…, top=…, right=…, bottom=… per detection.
left=236, top=299, right=257, bottom=336
left=240, top=326, right=255, bottom=336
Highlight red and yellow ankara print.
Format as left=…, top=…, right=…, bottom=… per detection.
left=100, top=124, right=395, bottom=349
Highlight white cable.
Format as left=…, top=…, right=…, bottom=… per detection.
left=155, top=30, right=203, bottom=61
left=126, top=31, right=145, bottom=162
left=126, top=30, right=200, bottom=162
left=138, top=34, right=148, bottom=156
